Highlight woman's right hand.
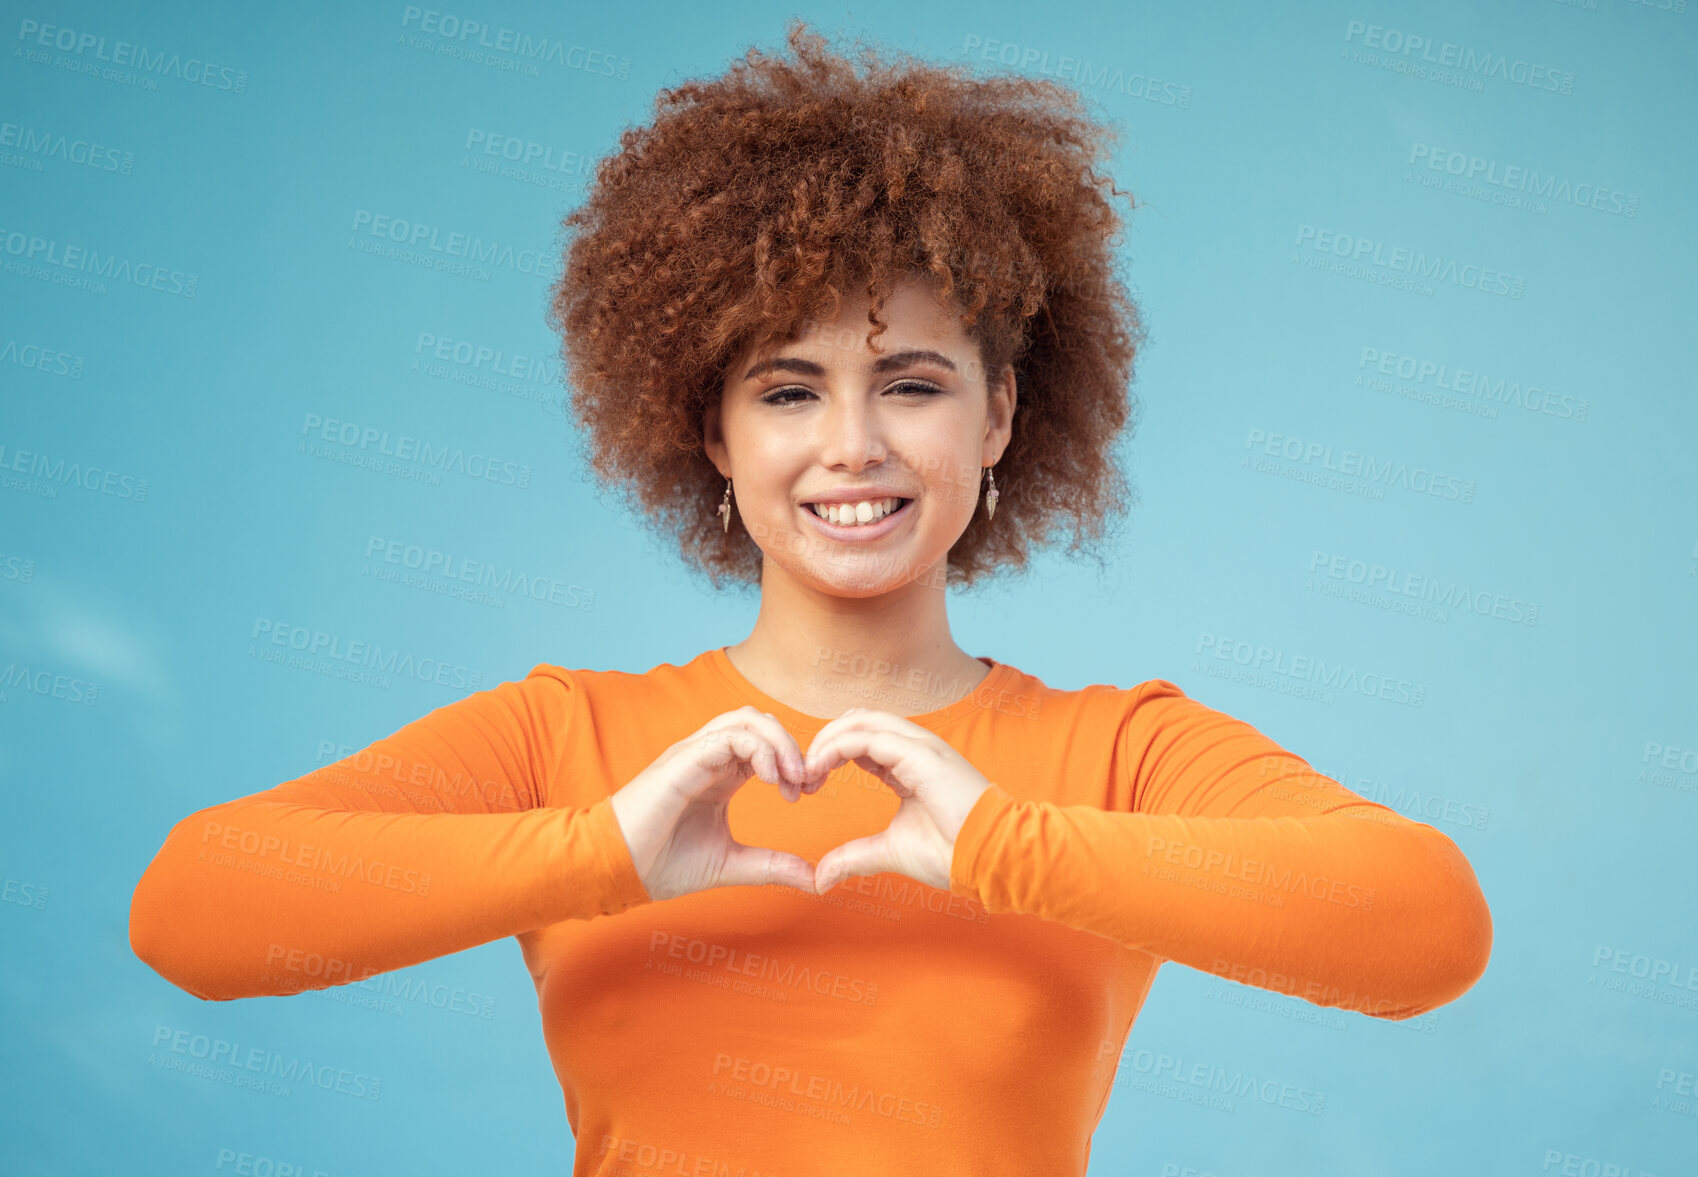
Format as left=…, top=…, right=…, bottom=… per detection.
left=607, top=707, right=824, bottom=902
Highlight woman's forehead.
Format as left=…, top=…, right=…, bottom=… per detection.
left=735, top=289, right=974, bottom=367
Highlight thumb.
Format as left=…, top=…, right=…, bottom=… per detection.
left=719, top=843, right=818, bottom=894
left=815, top=833, right=891, bottom=895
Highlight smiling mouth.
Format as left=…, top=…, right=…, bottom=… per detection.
left=803, top=497, right=912, bottom=527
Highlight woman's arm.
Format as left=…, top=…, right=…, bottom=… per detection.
left=947, top=683, right=1492, bottom=1020
left=128, top=666, right=651, bottom=1002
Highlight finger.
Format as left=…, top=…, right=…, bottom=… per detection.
left=719, top=842, right=819, bottom=894
left=690, top=726, right=779, bottom=799
left=803, top=708, right=908, bottom=766
left=850, top=754, right=902, bottom=792
left=815, top=832, right=890, bottom=894
left=730, top=725, right=799, bottom=802
left=806, top=706, right=926, bottom=746
left=806, top=728, right=925, bottom=796
left=804, top=706, right=881, bottom=746
left=722, top=708, right=809, bottom=792
left=725, top=727, right=780, bottom=784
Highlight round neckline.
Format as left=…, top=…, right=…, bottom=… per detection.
left=706, top=644, right=1016, bottom=733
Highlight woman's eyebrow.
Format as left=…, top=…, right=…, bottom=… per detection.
left=742, top=348, right=959, bottom=381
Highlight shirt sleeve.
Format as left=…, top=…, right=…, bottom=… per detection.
left=128, top=665, right=652, bottom=1002
left=947, top=681, right=1493, bottom=1020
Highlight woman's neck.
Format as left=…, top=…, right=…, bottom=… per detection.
left=724, top=559, right=990, bottom=720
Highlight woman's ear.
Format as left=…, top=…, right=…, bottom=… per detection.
left=702, top=397, right=726, bottom=475
left=985, top=364, right=1017, bottom=462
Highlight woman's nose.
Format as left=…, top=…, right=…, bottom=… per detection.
left=815, top=394, right=887, bottom=468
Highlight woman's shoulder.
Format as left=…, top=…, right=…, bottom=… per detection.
left=992, top=658, right=1188, bottom=708
left=976, top=658, right=1198, bottom=733
left=509, top=648, right=724, bottom=709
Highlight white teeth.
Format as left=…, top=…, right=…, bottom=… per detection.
left=807, top=497, right=904, bottom=526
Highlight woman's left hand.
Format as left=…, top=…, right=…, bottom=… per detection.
left=803, top=708, right=994, bottom=894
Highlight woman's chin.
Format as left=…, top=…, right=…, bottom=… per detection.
left=763, top=542, right=943, bottom=596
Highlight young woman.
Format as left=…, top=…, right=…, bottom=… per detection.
left=130, top=21, right=1492, bottom=1175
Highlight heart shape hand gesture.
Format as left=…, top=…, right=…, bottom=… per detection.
left=607, top=705, right=993, bottom=903
left=804, top=707, right=993, bottom=893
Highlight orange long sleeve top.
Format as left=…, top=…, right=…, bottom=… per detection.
left=129, top=647, right=1493, bottom=1176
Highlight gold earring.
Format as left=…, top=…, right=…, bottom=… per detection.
left=984, top=466, right=999, bottom=521
left=717, top=477, right=732, bottom=533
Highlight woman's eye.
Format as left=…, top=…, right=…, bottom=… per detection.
left=760, top=382, right=940, bottom=406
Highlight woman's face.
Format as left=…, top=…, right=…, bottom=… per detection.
left=704, top=274, right=1016, bottom=596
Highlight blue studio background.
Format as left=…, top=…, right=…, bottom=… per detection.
left=4, top=1, right=1695, bottom=1174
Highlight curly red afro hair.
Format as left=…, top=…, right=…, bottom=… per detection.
left=546, top=18, right=1144, bottom=591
